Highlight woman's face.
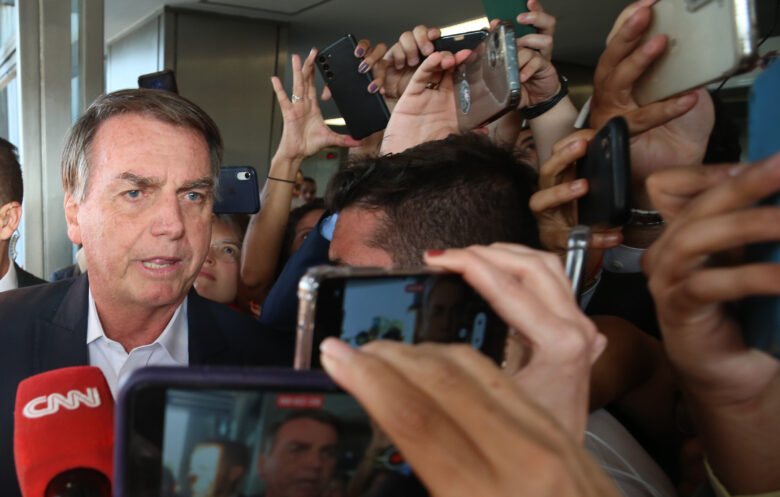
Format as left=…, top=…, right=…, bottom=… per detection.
left=291, top=208, right=325, bottom=254
left=194, top=218, right=241, bottom=304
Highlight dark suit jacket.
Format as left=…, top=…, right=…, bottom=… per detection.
left=0, top=274, right=293, bottom=496
left=13, top=262, right=46, bottom=288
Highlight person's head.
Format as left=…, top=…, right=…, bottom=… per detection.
left=282, top=199, right=326, bottom=259
left=188, top=439, right=249, bottom=497
left=258, top=411, right=341, bottom=497
left=514, top=127, right=538, bottom=170
left=0, top=137, right=22, bottom=272
left=61, top=89, right=222, bottom=316
left=195, top=214, right=248, bottom=304
left=300, top=177, right=317, bottom=205
left=326, top=134, right=539, bottom=267
left=414, top=276, right=469, bottom=342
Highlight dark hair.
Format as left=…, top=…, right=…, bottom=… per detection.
left=215, top=213, right=250, bottom=242
left=194, top=439, right=250, bottom=470
left=263, top=410, right=340, bottom=454
left=278, top=199, right=326, bottom=269
left=704, top=91, right=742, bottom=164
left=303, top=176, right=316, bottom=184
left=325, top=133, right=540, bottom=265
left=0, top=137, right=22, bottom=205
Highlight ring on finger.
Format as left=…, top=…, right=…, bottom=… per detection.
left=291, top=94, right=303, bottom=104
left=425, top=81, right=440, bottom=90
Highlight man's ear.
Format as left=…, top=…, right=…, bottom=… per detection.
left=0, top=202, right=21, bottom=241
left=64, top=194, right=83, bottom=245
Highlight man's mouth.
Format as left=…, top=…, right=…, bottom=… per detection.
left=140, top=258, right=181, bottom=271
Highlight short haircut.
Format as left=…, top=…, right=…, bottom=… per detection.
left=325, top=133, right=540, bottom=265
left=0, top=137, right=22, bottom=206
left=61, top=89, right=223, bottom=201
left=216, top=213, right=250, bottom=243
left=303, top=177, right=316, bottom=184
left=263, top=410, right=340, bottom=454
left=194, top=439, right=250, bottom=470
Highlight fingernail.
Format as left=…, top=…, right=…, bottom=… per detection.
left=409, top=57, right=419, bottom=66
left=517, top=13, right=530, bottom=22
left=356, top=47, right=365, bottom=57
left=358, top=62, right=369, bottom=73
left=677, top=93, right=696, bottom=108
left=368, top=83, right=378, bottom=93
left=570, top=179, right=587, bottom=191
left=320, top=338, right=355, bottom=362
left=425, top=249, right=446, bottom=257
left=603, top=232, right=622, bottom=243
left=310, top=47, right=316, bottom=56
left=728, top=163, right=748, bottom=176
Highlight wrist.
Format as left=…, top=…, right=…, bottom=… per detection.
left=269, top=153, right=303, bottom=178
left=522, top=75, right=569, bottom=120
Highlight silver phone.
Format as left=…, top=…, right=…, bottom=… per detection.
left=634, top=0, right=758, bottom=106
left=454, top=21, right=521, bottom=132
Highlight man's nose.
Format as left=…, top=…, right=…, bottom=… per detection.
left=150, top=194, right=185, bottom=239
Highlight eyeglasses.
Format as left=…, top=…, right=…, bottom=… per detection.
left=210, top=241, right=241, bottom=263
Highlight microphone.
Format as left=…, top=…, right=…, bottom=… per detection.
left=14, top=366, right=113, bottom=497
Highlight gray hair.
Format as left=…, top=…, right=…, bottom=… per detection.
left=61, top=89, right=223, bottom=201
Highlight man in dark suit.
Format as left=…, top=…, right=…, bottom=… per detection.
left=0, top=90, right=292, bottom=496
left=0, top=137, right=46, bottom=293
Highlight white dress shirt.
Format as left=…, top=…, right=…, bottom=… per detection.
left=86, top=289, right=189, bottom=398
left=0, top=259, right=18, bottom=293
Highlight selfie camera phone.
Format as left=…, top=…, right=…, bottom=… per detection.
left=432, top=30, right=488, bottom=53
left=480, top=0, right=537, bottom=38
left=742, top=59, right=780, bottom=358
left=115, top=366, right=423, bottom=497
left=317, top=34, right=391, bottom=140
left=213, top=166, right=260, bottom=214
left=576, top=116, right=631, bottom=228
left=295, top=266, right=508, bottom=370
left=453, top=22, right=521, bottom=132
left=137, top=70, right=178, bottom=93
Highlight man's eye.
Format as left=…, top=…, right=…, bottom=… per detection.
left=222, top=246, right=236, bottom=256
left=125, top=190, right=141, bottom=199
left=186, top=191, right=203, bottom=202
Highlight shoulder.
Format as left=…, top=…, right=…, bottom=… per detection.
left=14, top=263, right=47, bottom=287
left=0, top=277, right=79, bottom=325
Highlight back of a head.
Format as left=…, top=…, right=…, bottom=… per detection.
left=0, top=137, right=22, bottom=207
left=325, top=133, right=540, bottom=265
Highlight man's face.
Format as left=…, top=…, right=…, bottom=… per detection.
left=65, top=113, right=214, bottom=312
left=258, top=418, right=339, bottom=497
left=329, top=207, right=393, bottom=267
left=300, top=181, right=317, bottom=204
left=417, top=280, right=468, bottom=342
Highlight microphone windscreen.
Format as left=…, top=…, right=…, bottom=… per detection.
left=14, top=366, right=113, bottom=497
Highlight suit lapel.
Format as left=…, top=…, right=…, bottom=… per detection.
left=34, top=274, right=90, bottom=373
left=187, top=289, right=228, bottom=364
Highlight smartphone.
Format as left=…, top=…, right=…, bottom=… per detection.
left=481, top=0, right=536, bottom=38
left=432, top=30, right=488, bottom=53
left=115, top=366, right=426, bottom=497
left=633, top=0, right=757, bottom=106
left=317, top=35, right=391, bottom=140
left=213, top=166, right=260, bottom=214
left=295, top=266, right=508, bottom=370
left=453, top=22, right=521, bottom=132
left=138, top=70, right=178, bottom=93
left=576, top=117, right=631, bottom=228
left=742, top=59, right=780, bottom=358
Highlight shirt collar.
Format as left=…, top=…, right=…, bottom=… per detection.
left=0, top=258, right=18, bottom=293
left=86, top=288, right=188, bottom=364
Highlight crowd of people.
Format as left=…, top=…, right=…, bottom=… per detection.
left=0, top=0, right=778, bottom=495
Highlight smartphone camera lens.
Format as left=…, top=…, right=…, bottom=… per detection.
left=318, top=55, right=326, bottom=63
left=326, top=71, right=334, bottom=80
left=322, top=63, right=330, bottom=71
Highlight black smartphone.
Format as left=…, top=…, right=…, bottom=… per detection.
left=481, top=0, right=537, bottom=38
left=432, top=30, right=488, bottom=53
left=138, top=70, right=178, bottom=93
left=576, top=117, right=631, bottom=228
left=742, top=59, right=780, bottom=358
left=213, top=166, right=260, bottom=214
left=115, top=367, right=426, bottom=497
left=316, top=35, right=390, bottom=140
left=295, top=266, right=508, bottom=369
left=453, top=22, right=521, bottom=132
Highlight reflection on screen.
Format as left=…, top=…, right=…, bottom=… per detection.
left=159, top=389, right=424, bottom=497
left=340, top=275, right=491, bottom=351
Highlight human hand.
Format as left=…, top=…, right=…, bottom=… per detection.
left=379, top=50, right=470, bottom=155
left=376, top=25, right=442, bottom=99
left=425, top=244, right=607, bottom=440
left=529, top=130, right=623, bottom=254
left=591, top=2, right=714, bottom=208
left=272, top=49, right=363, bottom=162
left=642, top=152, right=780, bottom=493
left=320, top=339, right=620, bottom=497
left=515, top=0, right=556, bottom=60
left=320, top=38, right=389, bottom=101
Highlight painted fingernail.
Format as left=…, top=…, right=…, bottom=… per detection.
left=425, top=249, right=446, bottom=257
left=358, top=62, right=369, bottom=73
left=409, top=56, right=419, bottom=66
left=320, top=338, right=355, bottom=362
left=356, top=47, right=365, bottom=57
left=571, top=179, right=587, bottom=191
left=368, top=83, right=378, bottom=93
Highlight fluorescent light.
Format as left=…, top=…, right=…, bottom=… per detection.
left=324, top=118, right=346, bottom=126
left=439, top=17, right=489, bottom=37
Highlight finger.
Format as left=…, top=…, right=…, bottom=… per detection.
left=527, top=0, right=547, bottom=14
left=386, top=42, right=407, bottom=70
left=595, top=7, right=653, bottom=84
left=668, top=264, right=780, bottom=307
left=550, top=129, right=596, bottom=156
left=529, top=179, right=588, bottom=214
left=608, top=33, right=667, bottom=93
left=403, top=51, right=447, bottom=94
left=398, top=31, right=420, bottom=67
left=270, top=76, right=292, bottom=114
left=481, top=243, right=574, bottom=294
left=645, top=164, right=740, bottom=221
left=320, top=338, right=497, bottom=493
left=361, top=43, right=389, bottom=72
left=367, top=60, right=388, bottom=94
left=516, top=34, right=554, bottom=58
left=622, top=91, right=698, bottom=136
left=302, top=48, right=318, bottom=100
left=320, top=85, right=332, bottom=101
left=413, top=25, right=435, bottom=57
left=327, top=129, right=363, bottom=148
left=518, top=52, right=546, bottom=84
left=606, top=0, right=659, bottom=45
left=517, top=10, right=556, bottom=37
left=489, top=18, right=501, bottom=30
left=590, top=231, right=623, bottom=250
left=354, top=39, right=370, bottom=58
left=539, top=139, right=588, bottom=183
left=290, top=54, right=304, bottom=104
left=428, top=27, right=441, bottom=41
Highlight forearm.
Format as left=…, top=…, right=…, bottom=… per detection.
left=240, top=153, right=302, bottom=292
left=529, top=95, right=578, bottom=165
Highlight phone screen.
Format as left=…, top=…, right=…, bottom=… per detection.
left=312, top=274, right=507, bottom=366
